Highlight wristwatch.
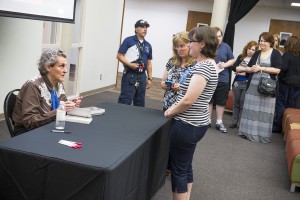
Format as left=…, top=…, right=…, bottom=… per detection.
left=148, top=77, right=153, bottom=81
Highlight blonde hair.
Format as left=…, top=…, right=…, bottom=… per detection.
left=273, top=34, right=280, bottom=49
left=171, top=31, right=195, bottom=67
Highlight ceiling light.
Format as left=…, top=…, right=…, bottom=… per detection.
left=291, top=3, right=300, bottom=7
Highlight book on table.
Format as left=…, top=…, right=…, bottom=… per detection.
left=66, top=107, right=105, bottom=124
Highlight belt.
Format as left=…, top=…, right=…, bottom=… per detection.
left=125, top=69, right=145, bottom=74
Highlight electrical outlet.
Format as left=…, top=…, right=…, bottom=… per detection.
left=100, top=74, right=102, bottom=80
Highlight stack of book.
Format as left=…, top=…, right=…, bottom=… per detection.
left=65, top=107, right=105, bottom=124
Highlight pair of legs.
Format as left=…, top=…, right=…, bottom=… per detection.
left=118, top=71, right=146, bottom=107
left=169, top=120, right=208, bottom=200
left=231, top=80, right=247, bottom=126
left=273, top=81, right=300, bottom=132
left=208, top=104, right=225, bottom=121
left=173, top=184, right=193, bottom=200
left=208, top=82, right=229, bottom=126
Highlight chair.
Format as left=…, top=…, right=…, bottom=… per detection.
left=3, top=89, right=20, bottom=137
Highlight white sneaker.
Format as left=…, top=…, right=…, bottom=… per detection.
left=216, top=123, right=227, bottom=133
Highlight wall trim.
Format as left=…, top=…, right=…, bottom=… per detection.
left=80, top=84, right=116, bottom=97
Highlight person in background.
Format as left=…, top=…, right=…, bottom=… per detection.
left=273, top=33, right=282, bottom=55
left=13, top=49, right=82, bottom=135
left=208, top=27, right=235, bottom=133
left=161, top=31, right=195, bottom=111
left=236, top=32, right=282, bottom=143
left=229, top=41, right=258, bottom=128
left=273, top=34, right=280, bottom=50
left=164, top=26, right=218, bottom=200
left=272, top=36, right=300, bottom=133
left=117, top=19, right=153, bottom=107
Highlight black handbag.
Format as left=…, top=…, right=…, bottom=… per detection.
left=256, top=52, right=277, bottom=97
left=257, top=74, right=277, bottom=97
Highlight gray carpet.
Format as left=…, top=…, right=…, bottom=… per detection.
left=0, top=91, right=299, bottom=199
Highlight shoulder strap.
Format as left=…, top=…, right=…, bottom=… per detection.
left=136, top=41, right=144, bottom=60
left=257, top=52, right=261, bottom=65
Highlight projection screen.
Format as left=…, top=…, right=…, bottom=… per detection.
left=0, top=0, right=76, bottom=23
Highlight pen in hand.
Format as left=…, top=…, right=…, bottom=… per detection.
left=51, top=130, right=71, bottom=133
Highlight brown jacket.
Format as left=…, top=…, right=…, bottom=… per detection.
left=13, top=75, right=67, bottom=134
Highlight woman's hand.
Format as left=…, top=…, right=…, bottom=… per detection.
left=63, top=101, right=76, bottom=112
left=172, top=83, right=180, bottom=92
left=60, top=97, right=83, bottom=112
left=164, top=108, right=172, bottom=118
left=251, top=65, right=261, bottom=73
left=71, top=96, right=83, bottom=107
left=161, top=81, right=168, bottom=90
left=164, top=105, right=176, bottom=119
left=236, top=65, right=247, bottom=73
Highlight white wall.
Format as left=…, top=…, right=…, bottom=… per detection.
left=79, top=0, right=123, bottom=92
left=120, top=0, right=214, bottom=78
left=121, top=0, right=300, bottom=79
left=0, top=0, right=124, bottom=114
left=233, top=6, right=300, bottom=57
left=0, top=18, right=43, bottom=114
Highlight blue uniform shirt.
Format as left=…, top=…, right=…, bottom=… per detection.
left=118, top=35, right=152, bottom=73
left=214, top=42, right=234, bottom=83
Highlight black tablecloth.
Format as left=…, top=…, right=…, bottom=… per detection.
left=0, top=103, right=171, bottom=200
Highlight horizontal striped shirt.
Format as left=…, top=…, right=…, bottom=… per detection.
left=174, top=60, right=218, bottom=126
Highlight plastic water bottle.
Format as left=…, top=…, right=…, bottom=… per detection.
left=55, top=101, right=66, bottom=130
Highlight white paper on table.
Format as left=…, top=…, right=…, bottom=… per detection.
left=124, top=45, right=140, bottom=63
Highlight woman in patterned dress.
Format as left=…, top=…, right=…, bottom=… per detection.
left=161, top=31, right=195, bottom=111
left=236, top=32, right=282, bottom=143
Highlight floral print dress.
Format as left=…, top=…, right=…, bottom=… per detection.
left=163, top=59, right=193, bottom=110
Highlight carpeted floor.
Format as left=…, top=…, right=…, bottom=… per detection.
left=0, top=90, right=299, bottom=199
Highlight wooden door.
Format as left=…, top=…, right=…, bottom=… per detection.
left=186, top=11, right=212, bottom=31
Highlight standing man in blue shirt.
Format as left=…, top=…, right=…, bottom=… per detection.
left=117, top=19, right=153, bottom=107
left=209, top=27, right=235, bottom=133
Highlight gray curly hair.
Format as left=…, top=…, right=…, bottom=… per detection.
left=38, top=49, right=67, bottom=75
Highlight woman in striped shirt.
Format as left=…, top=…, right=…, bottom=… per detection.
left=164, top=26, right=218, bottom=200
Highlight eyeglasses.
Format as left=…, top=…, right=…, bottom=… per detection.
left=188, top=40, right=200, bottom=44
left=259, top=40, right=267, bottom=43
left=174, top=44, right=187, bottom=50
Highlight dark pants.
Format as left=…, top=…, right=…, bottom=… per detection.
left=118, top=71, right=146, bottom=107
left=231, top=80, right=247, bottom=125
left=169, top=119, right=208, bottom=193
left=273, top=81, right=300, bottom=132
left=210, top=82, right=230, bottom=106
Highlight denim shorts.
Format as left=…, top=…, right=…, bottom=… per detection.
left=169, top=119, right=208, bottom=193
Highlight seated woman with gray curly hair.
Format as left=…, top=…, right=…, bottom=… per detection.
left=12, top=49, right=82, bottom=135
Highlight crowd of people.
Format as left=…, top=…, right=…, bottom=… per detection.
left=10, top=18, right=300, bottom=200
left=157, top=24, right=299, bottom=198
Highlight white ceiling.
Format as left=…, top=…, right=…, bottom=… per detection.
left=257, top=0, right=300, bottom=9
left=202, top=0, right=300, bottom=9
